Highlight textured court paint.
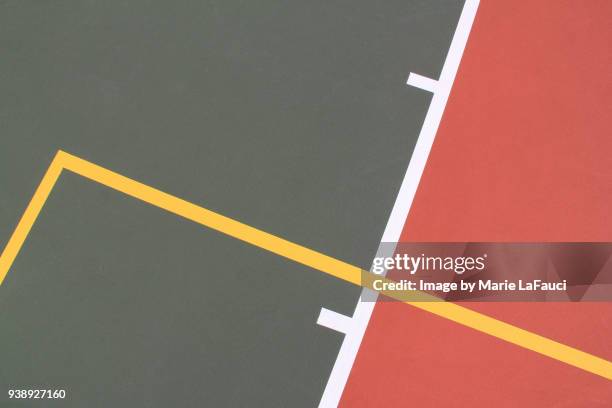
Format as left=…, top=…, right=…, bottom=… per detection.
left=0, top=174, right=358, bottom=407
left=6, top=151, right=609, bottom=382
left=319, top=1, right=479, bottom=406
left=0, top=151, right=363, bottom=287
left=342, top=1, right=612, bottom=406
left=342, top=303, right=612, bottom=408
left=0, top=1, right=461, bottom=406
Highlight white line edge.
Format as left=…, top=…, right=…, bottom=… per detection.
left=318, top=308, right=354, bottom=334
left=317, top=1, right=480, bottom=406
left=406, top=73, right=439, bottom=93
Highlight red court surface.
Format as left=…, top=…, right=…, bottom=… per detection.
left=341, top=1, right=612, bottom=406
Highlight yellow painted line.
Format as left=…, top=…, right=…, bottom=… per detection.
left=60, top=151, right=362, bottom=286
left=1, top=149, right=611, bottom=381
left=363, top=274, right=612, bottom=381
left=0, top=151, right=64, bottom=280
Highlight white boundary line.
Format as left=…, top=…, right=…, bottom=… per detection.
left=317, top=1, right=480, bottom=406
left=317, top=308, right=354, bottom=334
left=406, top=73, right=439, bottom=93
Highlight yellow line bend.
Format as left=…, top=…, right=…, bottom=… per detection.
left=1, top=150, right=611, bottom=381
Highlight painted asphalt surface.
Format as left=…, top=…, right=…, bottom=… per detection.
left=0, top=1, right=463, bottom=406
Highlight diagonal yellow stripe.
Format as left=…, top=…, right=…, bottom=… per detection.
left=1, top=150, right=611, bottom=381
left=0, top=151, right=64, bottom=278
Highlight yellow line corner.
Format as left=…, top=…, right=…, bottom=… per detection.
left=1, top=150, right=611, bottom=381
